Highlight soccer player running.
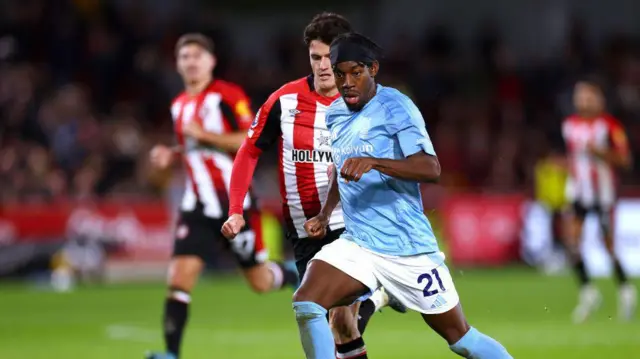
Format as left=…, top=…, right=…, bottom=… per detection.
left=295, top=32, right=513, bottom=359
left=561, top=79, right=636, bottom=323
left=222, top=13, right=406, bottom=359
left=146, top=34, right=299, bottom=359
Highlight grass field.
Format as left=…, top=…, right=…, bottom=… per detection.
left=1, top=268, right=638, bottom=359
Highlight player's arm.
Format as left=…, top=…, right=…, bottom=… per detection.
left=370, top=152, right=440, bottom=183
left=222, top=95, right=282, bottom=239
left=590, top=122, right=632, bottom=170
left=320, top=164, right=340, bottom=218
left=304, top=164, right=339, bottom=239
left=185, top=126, right=246, bottom=152
left=185, top=85, right=256, bottom=152
left=340, top=104, right=440, bottom=183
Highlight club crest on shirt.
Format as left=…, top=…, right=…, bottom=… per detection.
left=316, top=133, right=331, bottom=147
left=250, top=109, right=261, bottom=129
left=289, top=109, right=301, bottom=116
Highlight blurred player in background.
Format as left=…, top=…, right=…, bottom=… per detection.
left=534, top=145, right=568, bottom=274
left=222, top=13, right=406, bottom=359
left=295, top=32, right=512, bottom=359
left=562, top=79, right=636, bottom=323
left=146, top=34, right=299, bottom=359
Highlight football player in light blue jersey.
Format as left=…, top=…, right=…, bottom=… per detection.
left=291, top=32, right=513, bottom=359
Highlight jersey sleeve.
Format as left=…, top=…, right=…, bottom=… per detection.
left=228, top=140, right=261, bottom=216
left=246, top=91, right=282, bottom=151
left=219, top=83, right=255, bottom=131
left=607, top=117, right=629, bottom=155
left=386, top=98, right=436, bottom=157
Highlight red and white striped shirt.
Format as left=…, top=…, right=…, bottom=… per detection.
left=229, top=76, right=344, bottom=238
left=171, top=80, right=254, bottom=218
left=562, top=113, right=629, bottom=208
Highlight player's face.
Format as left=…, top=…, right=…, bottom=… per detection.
left=176, top=44, right=215, bottom=84
left=334, top=61, right=379, bottom=111
left=309, top=40, right=335, bottom=91
left=573, top=83, right=604, bottom=117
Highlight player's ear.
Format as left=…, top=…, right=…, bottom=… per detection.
left=211, top=54, right=217, bottom=70
left=368, top=61, right=379, bottom=78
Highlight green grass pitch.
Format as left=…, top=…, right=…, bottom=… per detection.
left=1, top=268, right=638, bottom=358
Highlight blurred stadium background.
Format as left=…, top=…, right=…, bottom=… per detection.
left=1, top=0, right=640, bottom=358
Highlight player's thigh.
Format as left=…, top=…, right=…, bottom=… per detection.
left=373, top=252, right=460, bottom=313
left=372, top=252, right=468, bottom=343
left=169, top=212, right=215, bottom=290
left=294, top=238, right=374, bottom=309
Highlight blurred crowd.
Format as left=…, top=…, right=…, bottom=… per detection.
left=2, top=0, right=640, bottom=205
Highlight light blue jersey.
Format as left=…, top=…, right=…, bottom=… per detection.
left=326, top=85, right=439, bottom=256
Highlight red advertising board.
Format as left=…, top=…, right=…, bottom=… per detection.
left=0, top=202, right=173, bottom=261
left=441, top=194, right=524, bottom=266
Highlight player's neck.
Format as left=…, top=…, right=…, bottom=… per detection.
left=314, top=81, right=339, bottom=98
left=579, top=111, right=602, bottom=120
left=185, top=77, right=213, bottom=96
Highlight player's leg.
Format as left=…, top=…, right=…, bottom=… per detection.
left=565, top=203, right=601, bottom=322
left=146, top=212, right=209, bottom=359
left=294, top=237, right=369, bottom=358
left=598, top=205, right=637, bottom=320
left=231, top=213, right=299, bottom=293
left=292, top=238, right=377, bottom=359
left=422, top=305, right=512, bottom=358
left=371, top=251, right=512, bottom=358
left=356, top=286, right=407, bottom=334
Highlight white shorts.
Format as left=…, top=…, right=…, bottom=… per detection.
left=312, top=237, right=460, bottom=315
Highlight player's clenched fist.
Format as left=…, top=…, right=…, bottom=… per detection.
left=149, top=144, right=174, bottom=170
left=221, top=213, right=246, bottom=239
left=340, top=157, right=377, bottom=182
left=304, top=213, right=329, bottom=239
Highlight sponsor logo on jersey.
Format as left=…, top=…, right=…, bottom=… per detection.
left=291, top=149, right=333, bottom=163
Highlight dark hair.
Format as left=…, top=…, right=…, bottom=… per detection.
left=331, top=32, right=384, bottom=61
left=175, top=33, right=214, bottom=55
left=303, top=12, right=352, bottom=46
left=576, top=75, right=605, bottom=92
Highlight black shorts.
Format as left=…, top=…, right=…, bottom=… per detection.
left=571, top=202, right=613, bottom=232
left=288, top=228, right=345, bottom=279
left=173, top=207, right=266, bottom=269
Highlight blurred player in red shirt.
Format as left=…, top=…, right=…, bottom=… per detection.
left=146, top=34, right=299, bottom=359
left=562, top=79, right=636, bottom=323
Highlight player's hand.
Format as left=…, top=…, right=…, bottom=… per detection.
left=304, top=213, right=329, bottom=239
left=149, top=144, right=174, bottom=170
left=587, top=143, right=605, bottom=159
left=340, top=157, right=377, bottom=182
left=221, top=214, right=246, bottom=240
left=183, top=120, right=206, bottom=141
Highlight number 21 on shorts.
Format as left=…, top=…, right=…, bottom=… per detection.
left=418, top=268, right=446, bottom=297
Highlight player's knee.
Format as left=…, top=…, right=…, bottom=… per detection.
left=293, top=301, right=327, bottom=323
left=292, top=285, right=316, bottom=303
